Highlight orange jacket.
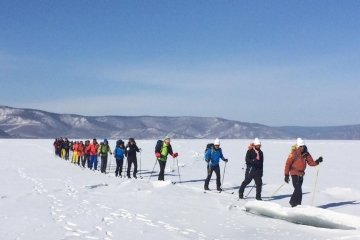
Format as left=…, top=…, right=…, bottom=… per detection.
left=87, top=143, right=99, bottom=156
left=284, top=147, right=317, bottom=176
left=73, top=143, right=78, bottom=151
left=77, top=143, right=84, bottom=157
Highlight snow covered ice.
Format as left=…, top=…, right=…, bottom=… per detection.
left=1, top=139, right=360, bottom=239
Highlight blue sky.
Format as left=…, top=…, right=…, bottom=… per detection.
left=1, top=0, right=359, bottom=126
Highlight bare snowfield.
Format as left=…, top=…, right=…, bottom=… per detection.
left=1, top=139, right=360, bottom=239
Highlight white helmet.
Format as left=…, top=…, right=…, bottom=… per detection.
left=297, top=138, right=305, bottom=146
left=214, top=138, right=220, bottom=145
left=254, top=138, right=261, bottom=146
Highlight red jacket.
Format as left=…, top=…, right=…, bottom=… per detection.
left=284, top=148, right=317, bottom=176
left=87, top=143, right=99, bottom=156
left=77, top=143, right=84, bottom=157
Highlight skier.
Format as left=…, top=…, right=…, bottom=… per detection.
left=98, top=139, right=112, bottom=173
left=238, top=138, right=264, bottom=200
left=87, top=138, right=99, bottom=170
left=62, top=138, right=70, bottom=160
left=204, top=138, right=228, bottom=191
left=57, top=137, right=64, bottom=157
left=72, top=141, right=78, bottom=164
left=125, top=138, right=140, bottom=179
left=155, top=136, right=178, bottom=181
left=77, top=141, right=85, bottom=166
left=83, top=140, right=91, bottom=168
left=53, top=139, right=59, bottom=156
left=284, top=138, right=323, bottom=207
left=113, top=140, right=126, bottom=177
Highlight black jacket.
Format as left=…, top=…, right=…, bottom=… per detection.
left=245, top=148, right=264, bottom=171
left=126, top=144, right=139, bottom=159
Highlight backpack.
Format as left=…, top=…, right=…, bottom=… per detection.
left=155, top=140, right=163, bottom=152
left=204, top=143, right=214, bottom=161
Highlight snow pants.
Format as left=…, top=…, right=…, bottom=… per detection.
left=115, top=159, right=123, bottom=176
left=89, top=155, right=98, bottom=170
left=127, top=157, right=138, bottom=177
left=84, top=154, right=90, bottom=168
left=72, top=151, right=78, bottom=163
left=290, top=175, right=304, bottom=207
left=238, top=169, right=263, bottom=198
left=100, top=156, right=108, bottom=173
left=77, top=155, right=83, bottom=166
left=204, top=165, right=221, bottom=188
left=158, top=160, right=167, bottom=181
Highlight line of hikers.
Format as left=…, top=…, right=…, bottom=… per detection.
left=53, top=137, right=141, bottom=178
left=54, top=136, right=323, bottom=208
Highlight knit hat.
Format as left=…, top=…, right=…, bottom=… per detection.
left=104, top=138, right=108, bottom=143
left=297, top=138, right=305, bottom=146
left=254, top=138, right=261, bottom=146
left=164, top=136, right=170, bottom=140
left=214, top=138, right=220, bottom=145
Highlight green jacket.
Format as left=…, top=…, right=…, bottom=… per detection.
left=98, top=143, right=112, bottom=156
left=155, top=141, right=173, bottom=162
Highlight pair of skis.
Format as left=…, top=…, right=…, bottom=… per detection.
left=204, top=189, right=234, bottom=194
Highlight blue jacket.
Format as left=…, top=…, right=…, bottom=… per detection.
left=205, top=148, right=225, bottom=166
left=114, top=147, right=125, bottom=160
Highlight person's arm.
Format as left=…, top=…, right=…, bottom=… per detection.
left=220, top=149, right=226, bottom=161
left=284, top=151, right=296, bottom=175
left=245, top=150, right=253, bottom=165
left=168, top=144, right=173, bottom=156
left=306, top=153, right=318, bottom=166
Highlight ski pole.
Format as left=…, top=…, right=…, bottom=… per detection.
left=107, top=155, right=112, bottom=174
left=245, top=184, right=255, bottom=198
left=265, top=182, right=286, bottom=201
left=139, top=151, right=142, bottom=179
left=221, top=162, right=227, bottom=187
left=147, top=158, right=158, bottom=183
left=311, top=162, right=321, bottom=206
left=125, top=157, right=128, bottom=177
left=176, top=157, right=182, bottom=184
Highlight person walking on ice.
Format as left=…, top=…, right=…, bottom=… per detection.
left=238, top=138, right=264, bottom=200
left=155, top=136, right=178, bottom=181
left=204, top=138, right=228, bottom=191
left=113, top=140, right=126, bottom=177
left=284, top=138, right=323, bottom=207
left=98, top=139, right=112, bottom=174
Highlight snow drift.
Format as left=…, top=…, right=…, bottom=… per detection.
left=244, top=201, right=360, bottom=230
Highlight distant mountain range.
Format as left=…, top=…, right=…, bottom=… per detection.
left=0, top=105, right=359, bottom=140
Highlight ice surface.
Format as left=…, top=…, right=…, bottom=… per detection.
left=0, top=139, right=359, bottom=239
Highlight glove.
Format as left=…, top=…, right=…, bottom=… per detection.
left=172, top=152, right=178, bottom=158
left=155, top=152, right=161, bottom=158
left=315, top=157, right=323, bottom=165
left=284, top=175, right=290, bottom=183
left=224, top=159, right=228, bottom=162
left=205, top=159, right=210, bottom=163
left=139, top=148, right=142, bottom=152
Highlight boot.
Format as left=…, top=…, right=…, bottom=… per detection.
left=204, top=186, right=210, bottom=191
left=239, top=192, right=244, bottom=199
left=256, top=196, right=262, bottom=201
left=217, top=186, right=223, bottom=191
left=133, top=174, right=137, bottom=179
